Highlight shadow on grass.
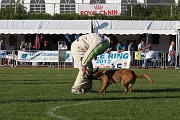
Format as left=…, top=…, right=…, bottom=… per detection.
left=133, top=88, right=180, bottom=93
left=0, top=73, right=67, bottom=75
left=106, top=88, right=180, bottom=93
left=0, top=80, right=72, bottom=85
left=1, top=95, right=180, bottom=104
left=1, top=88, right=180, bottom=104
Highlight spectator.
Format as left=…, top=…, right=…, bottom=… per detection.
left=108, top=35, right=118, bottom=51
left=168, top=41, right=175, bottom=66
left=43, top=40, right=51, bottom=50
left=19, top=40, right=26, bottom=50
left=59, top=41, right=68, bottom=50
left=138, top=38, right=146, bottom=68
left=116, top=41, right=126, bottom=53
left=42, top=40, right=51, bottom=66
left=0, top=37, right=6, bottom=66
left=138, top=38, right=146, bottom=52
left=142, top=44, right=156, bottom=69
left=128, top=41, right=134, bottom=51
left=70, top=33, right=116, bottom=94
left=128, top=41, right=134, bottom=66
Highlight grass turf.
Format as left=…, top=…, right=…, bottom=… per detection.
left=0, top=67, right=180, bottom=120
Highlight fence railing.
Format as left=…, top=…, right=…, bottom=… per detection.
left=0, top=50, right=179, bottom=69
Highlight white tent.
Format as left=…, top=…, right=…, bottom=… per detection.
left=92, top=20, right=178, bottom=35
left=0, top=20, right=178, bottom=35
left=0, top=20, right=92, bottom=34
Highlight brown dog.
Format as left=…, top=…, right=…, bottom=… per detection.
left=89, top=67, right=153, bottom=94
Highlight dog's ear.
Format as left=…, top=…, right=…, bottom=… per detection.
left=97, top=71, right=106, bottom=79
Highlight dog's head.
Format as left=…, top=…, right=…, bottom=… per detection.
left=88, top=67, right=106, bottom=80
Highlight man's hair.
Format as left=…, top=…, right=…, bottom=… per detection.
left=141, top=38, right=145, bottom=41
left=1, top=37, right=5, bottom=40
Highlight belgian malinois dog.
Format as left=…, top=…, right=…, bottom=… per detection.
left=89, top=67, right=154, bottom=94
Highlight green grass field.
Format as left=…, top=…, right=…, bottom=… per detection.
left=0, top=67, right=180, bottom=120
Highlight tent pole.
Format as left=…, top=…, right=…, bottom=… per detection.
left=146, top=33, right=148, bottom=46
left=176, top=29, right=180, bottom=70
left=36, top=34, right=38, bottom=51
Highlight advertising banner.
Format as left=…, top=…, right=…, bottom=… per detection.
left=92, top=51, right=131, bottom=69
left=135, top=52, right=145, bottom=60
left=78, top=4, right=119, bottom=16
left=135, top=51, right=158, bottom=60
left=17, top=51, right=73, bottom=62
left=0, top=50, right=6, bottom=58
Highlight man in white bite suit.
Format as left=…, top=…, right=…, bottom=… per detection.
left=71, top=33, right=116, bottom=94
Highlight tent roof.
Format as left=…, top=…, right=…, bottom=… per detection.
left=0, top=20, right=92, bottom=34
left=0, top=20, right=179, bottom=35
left=93, top=20, right=178, bottom=35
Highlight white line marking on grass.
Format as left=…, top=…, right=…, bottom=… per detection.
left=47, top=99, right=133, bottom=120
left=47, top=99, right=134, bottom=120
left=47, top=102, right=91, bottom=120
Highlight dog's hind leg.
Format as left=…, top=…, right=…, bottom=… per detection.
left=128, top=84, right=132, bottom=93
left=121, top=83, right=128, bottom=94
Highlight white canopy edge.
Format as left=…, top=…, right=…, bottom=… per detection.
left=0, top=20, right=179, bottom=35
left=0, top=20, right=92, bottom=34
left=93, top=20, right=178, bottom=35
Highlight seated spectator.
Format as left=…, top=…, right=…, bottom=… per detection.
left=142, top=44, right=157, bottom=69
left=59, top=41, right=68, bottom=50
left=19, top=40, right=26, bottom=50
left=43, top=41, right=51, bottom=50
left=116, top=41, right=126, bottom=53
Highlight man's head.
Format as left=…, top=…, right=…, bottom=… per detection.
left=1, top=37, right=5, bottom=42
left=109, top=35, right=118, bottom=48
left=118, top=41, right=123, bottom=45
left=129, top=41, right=133, bottom=44
left=141, top=38, right=145, bottom=44
left=171, top=41, right=175, bottom=46
left=147, top=44, right=152, bottom=49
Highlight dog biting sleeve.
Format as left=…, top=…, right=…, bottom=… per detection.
left=82, top=40, right=109, bottom=67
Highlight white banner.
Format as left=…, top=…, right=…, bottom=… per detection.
left=0, top=50, right=6, bottom=58
left=135, top=51, right=158, bottom=60
left=78, top=4, right=119, bottom=16
left=92, top=51, right=131, bottom=69
left=135, top=52, right=145, bottom=60
left=17, top=51, right=73, bottom=62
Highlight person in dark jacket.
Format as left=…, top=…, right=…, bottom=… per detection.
left=0, top=37, right=6, bottom=65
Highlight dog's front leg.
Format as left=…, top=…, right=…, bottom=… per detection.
left=98, top=80, right=108, bottom=94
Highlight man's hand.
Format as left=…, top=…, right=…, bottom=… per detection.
left=105, top=48, right=112, bottom=53
left=81, top=66, right=86, bottom=73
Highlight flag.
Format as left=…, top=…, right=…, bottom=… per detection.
left=65, top=34, right=72, bottom=43
left=33, top=34, right=40, bottom=49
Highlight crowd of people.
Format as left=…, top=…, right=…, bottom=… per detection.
left=0, top=33, right=177, bottom=94
left=0, top=34, right=176, bottom=67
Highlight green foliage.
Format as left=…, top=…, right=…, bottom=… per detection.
left=0, top=3, right=180, bottom=20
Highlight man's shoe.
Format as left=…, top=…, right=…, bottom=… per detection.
left=71, top=89, right=82, bottom=94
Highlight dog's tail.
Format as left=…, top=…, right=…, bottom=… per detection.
left=136, top=74, right=154, bottom=83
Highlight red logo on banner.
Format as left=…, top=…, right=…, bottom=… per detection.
left=94, top=5, right=103, bottom=10
left=124, top=62, right=127, bottom=67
